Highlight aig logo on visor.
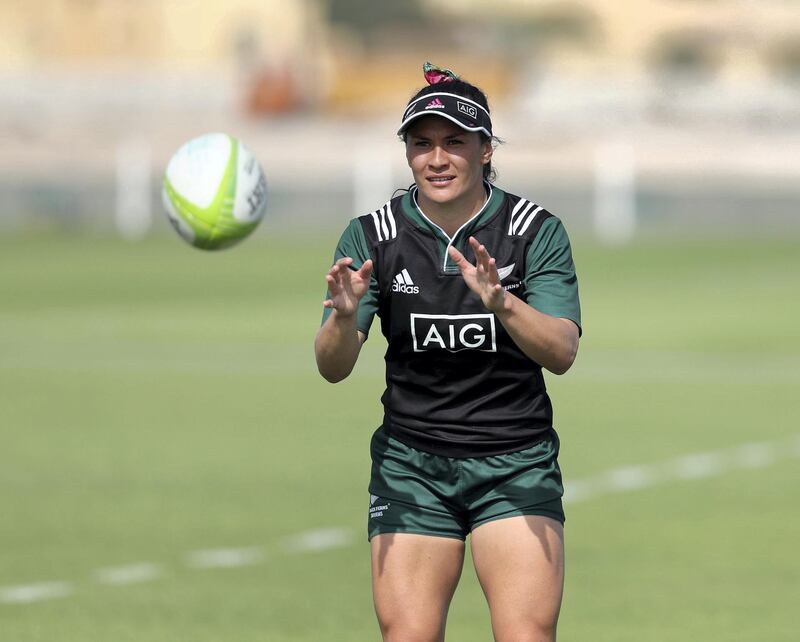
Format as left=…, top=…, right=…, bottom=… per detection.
left=411, top=313, right=497, bottom=353
left=457, top=101, right=478, bottom=119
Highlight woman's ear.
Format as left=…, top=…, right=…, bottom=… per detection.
left=482, top=141, right=494, bottom=165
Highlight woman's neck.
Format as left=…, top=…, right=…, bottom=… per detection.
left=416, top=183, right=489, bottom=238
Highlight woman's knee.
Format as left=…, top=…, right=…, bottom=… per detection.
left=492, top=619, right=558, bottom=642
left=377, top=612, right=446, bottom=642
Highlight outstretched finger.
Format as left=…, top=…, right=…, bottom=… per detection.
left=325, top=272, right=342, bottom=296
left=336, top=257, right=354, bottom=268
left=357, top=259, right=374, bottom=281
left=468, top=237, right=488, bottom=274
left=479, top=244, right=491, bottom=274
left=447, top=245, right=473, bottom=273
left=326, top=257, right=352, bottom=282
left=326, top=260, right=347, bottom=283
left=486, top=256, right=500, bottom=284
left=468, top=236, right=484, bottom=259
left=472, top=237, right=501, bottom=284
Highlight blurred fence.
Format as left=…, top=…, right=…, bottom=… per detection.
left=2, top=70, right=799, bottom=241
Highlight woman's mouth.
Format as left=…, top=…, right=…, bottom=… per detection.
left=427, top=175, right=455, bottom=186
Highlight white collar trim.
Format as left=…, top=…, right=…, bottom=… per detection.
left=412, top=182, right=493, bottom=271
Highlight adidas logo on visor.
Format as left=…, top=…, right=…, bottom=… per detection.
left=392, top=269, right=419, bottom=294
left=425, top=98, right=445, bottom=110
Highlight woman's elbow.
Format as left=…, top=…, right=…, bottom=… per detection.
left=314, top=351, right=354, bottom=383
left=547, top=341, right=579, bottom=375
left=318, top=366, right=350, bottom=384
left=548, top=357, right=574, bottom=376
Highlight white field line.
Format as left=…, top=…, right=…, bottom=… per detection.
left=564, top=434, right=799, bottom=505
left=2, top=434, right=797, bottom=606
left=92, top=563, right=163, bottom=586
left=282, top=528, right=355, bottom=553
left=0, top=581, right=74, bottom=604
left=185, top=547, right=265, bottom=569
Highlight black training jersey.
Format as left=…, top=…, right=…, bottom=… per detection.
left=323, top=184, right=581, bottom=457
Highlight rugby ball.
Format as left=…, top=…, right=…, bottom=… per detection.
left=162, top=133, right=267, bottom=250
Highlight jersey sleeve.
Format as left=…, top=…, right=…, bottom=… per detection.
left=320, top=218, right=380, bottom=338
left=523, top=216, right=582, bottom=335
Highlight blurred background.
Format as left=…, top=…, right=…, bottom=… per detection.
left=1, top=1, right=798, bottom=641
left=3, top=0, right=800, bottom=239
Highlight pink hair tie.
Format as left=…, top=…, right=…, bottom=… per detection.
left=423, top=61, right=458, bottom=85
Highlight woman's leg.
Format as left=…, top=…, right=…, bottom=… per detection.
left=371, top=532, right=466, bottom=642
left=470, top=515, right=565, bottom=642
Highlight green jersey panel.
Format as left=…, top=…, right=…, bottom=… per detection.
left=524, top=217, right=582, bottom=335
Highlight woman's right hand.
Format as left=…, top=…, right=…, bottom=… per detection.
left=323, top=257, right=374, bottom=317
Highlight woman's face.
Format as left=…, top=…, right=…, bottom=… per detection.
left=405, top=116, right=492, bottom=211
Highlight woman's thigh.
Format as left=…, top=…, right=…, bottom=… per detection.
left=470, top=515, right=565, bottom=642
left=371, top=532, right=465, bottom=642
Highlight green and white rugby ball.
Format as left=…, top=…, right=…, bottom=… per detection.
left=162, top=133, right=267, bottom=250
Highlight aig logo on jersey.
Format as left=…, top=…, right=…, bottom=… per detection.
left=411, top=313, right=497, bottom=353
left=392, top=269, right=419, bottom=295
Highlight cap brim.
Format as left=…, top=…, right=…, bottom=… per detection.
left=397, top=111, right=492, bottom=138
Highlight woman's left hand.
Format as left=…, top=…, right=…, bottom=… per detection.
left=448, top=236, right=578, bottom=374
left=447, top=237, right=508, bottom=314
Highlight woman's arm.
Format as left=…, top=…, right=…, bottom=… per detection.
left=448, top=238, right=579, bottom=374
left=491, top=295, right=579, bottom=375
left=314, top=257, right=373, bottom=382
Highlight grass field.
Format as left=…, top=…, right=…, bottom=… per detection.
left=1, top=231, right=798, bottom=641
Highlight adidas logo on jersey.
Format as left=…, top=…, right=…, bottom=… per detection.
left=392, top=269, right=419, bottom=295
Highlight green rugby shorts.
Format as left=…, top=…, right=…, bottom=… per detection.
left=368, top=426, right=565, bottom=541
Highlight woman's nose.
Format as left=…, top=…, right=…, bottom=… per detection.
left=429, top=145, right=448, bottom=168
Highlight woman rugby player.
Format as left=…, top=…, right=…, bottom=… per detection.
left=315, top=63, right=581, bottom=642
